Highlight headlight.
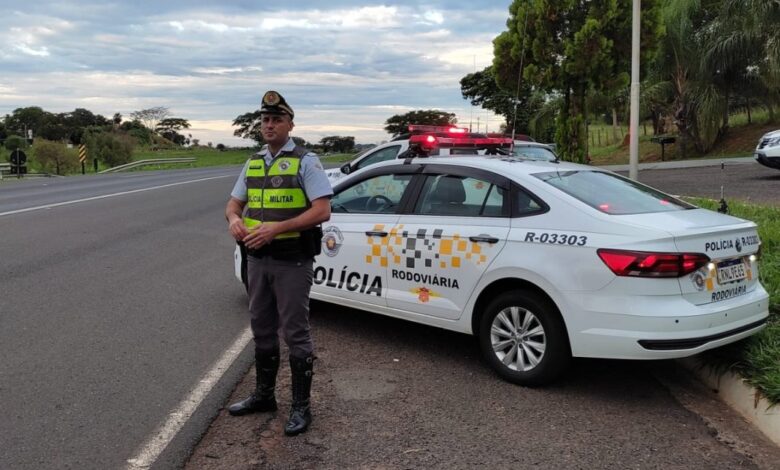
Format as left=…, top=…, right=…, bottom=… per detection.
left=762, top=136, right=780, bottom=147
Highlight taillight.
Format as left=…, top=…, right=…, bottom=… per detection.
left=597, top=249, right=709, bottom=278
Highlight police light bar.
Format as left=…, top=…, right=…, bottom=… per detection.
left=407, top=125, right=469, bottom=135
left=408, top=134, right=514, bottom=152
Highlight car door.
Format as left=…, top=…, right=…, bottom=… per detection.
left=314, top=167, right=417, bottom=309
left=386, top=165, right=511, bottom=320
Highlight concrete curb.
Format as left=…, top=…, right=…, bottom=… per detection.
left=680, top=357, right=780, bottom=447
left=600, top=156, right=756, bottom=172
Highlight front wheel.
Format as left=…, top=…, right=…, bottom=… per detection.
left=478, top=290, right=570, bottom=386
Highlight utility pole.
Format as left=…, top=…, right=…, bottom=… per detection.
left=629, top=0, right=641, bottom=180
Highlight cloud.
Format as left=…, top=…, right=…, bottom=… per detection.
left=0, top=1, right=512, bottom=145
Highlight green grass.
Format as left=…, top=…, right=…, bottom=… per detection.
left=133, top=147, right=251, bottom=168
left=688, top=197, right=780, bottom=404
left=587, top=110, right=777, bottom=165
left=1, top=144, right=360, bottom=177
left=130, top=147, right=357, bottom=170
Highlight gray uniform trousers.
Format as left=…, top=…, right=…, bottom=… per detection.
left=247, top=254, right=315, bottom=358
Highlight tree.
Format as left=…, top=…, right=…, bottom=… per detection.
left=129, top=107, right=170, bottom=133
left=5, top=107, right=49, bottom=139
left=384, top=110, right=457, bottom=137
left=650, top=0, right=735, bottom=155
left=113, top=113, right=122, bottom=126
left=119, top=119, right=154, bottom=146
left=493, top=0, right=660, bottom=162
left=216, top=143, right=226, bottom=151
left=32, top=139, right=79, bottom=175
left=232, top=110, right=264, bottom=144
left=61, top=108, right=110, bottom=144
left=460, top=66, right=542, bottom=135
left=84, top=131, right=134, bottom=167
left=706, top=0, right=780, bottom=122
left=4, top=135, right=28, bottom=151
left=319, top=136, right=355, bottom=153
left=155, top=117, right=191, bottom=146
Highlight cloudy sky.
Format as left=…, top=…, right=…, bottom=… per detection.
left=0, top=1, right=513, bottom=146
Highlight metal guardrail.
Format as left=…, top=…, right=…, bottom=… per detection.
left=99, top=158, right=196, bottom=174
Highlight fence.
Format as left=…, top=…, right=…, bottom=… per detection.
left=590, top=122, right=649, bottom=147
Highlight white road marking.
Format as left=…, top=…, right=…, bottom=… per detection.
left=0, top=175, right=232, bottom=217
left=125, top=327, right=253, bottom=470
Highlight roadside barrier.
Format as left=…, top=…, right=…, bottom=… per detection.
left=99, top=158, right=196, bottom=174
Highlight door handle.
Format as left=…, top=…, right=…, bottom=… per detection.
left=365, top=231, right=389, bottom=237
left=469, top=235, right=499, bottom=244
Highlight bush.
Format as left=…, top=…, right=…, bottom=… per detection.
left=86, top=132, right=134, bottom=168
left=127, top=127, right=154, bottom=146
left=4, top=135, right=28, bottom=151
left=32, top=139, right=79, bottom=175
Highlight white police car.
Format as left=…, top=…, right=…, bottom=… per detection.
left=326, top=125, right=556, bottom=184
left=236, top=152, right=769, bottom=386
left=755, top=129, right=780, bottom=170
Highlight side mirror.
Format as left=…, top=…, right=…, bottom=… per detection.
left=340, top=163, right=351, bottom=175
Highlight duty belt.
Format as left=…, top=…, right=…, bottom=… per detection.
left=246, top=238, right=306, bottom=260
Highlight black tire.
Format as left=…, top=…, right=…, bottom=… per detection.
left=478, top=290, right=570, bottom=386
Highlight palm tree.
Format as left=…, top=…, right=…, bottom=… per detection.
left=708, top=0, right=780, bottom=122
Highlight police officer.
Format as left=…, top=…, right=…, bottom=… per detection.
left=225, top=91, right=332, bottom=436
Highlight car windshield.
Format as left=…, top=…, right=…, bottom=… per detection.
left=511, top=145, right=557, bottom=161
left=533, top=170, right=695, bottom=215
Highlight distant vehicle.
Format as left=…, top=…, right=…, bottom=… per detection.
left=237, top=150, right=769, bottom=386
left=325, top=126, right=556, bottom=184
left=755, top=129, right=780, bottom=170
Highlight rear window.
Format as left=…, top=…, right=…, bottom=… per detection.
left=533, top=170, right=695, bottom=215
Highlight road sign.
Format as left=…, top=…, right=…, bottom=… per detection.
left=10, top=149, right=27, bottom=166
left=79, top=145, right=87, bottom=163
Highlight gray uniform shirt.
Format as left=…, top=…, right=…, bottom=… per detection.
left=231, top=138, right=333, bottom=202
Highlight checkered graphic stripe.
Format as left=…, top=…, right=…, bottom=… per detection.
left=366, top=225, right=489, bottom=269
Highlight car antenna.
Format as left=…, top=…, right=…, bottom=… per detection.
left=509, top=1, right=531, bottom=154
left=717, top=161, right=729, bottom=214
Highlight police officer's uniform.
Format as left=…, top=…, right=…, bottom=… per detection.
left=227, top=91, right=332, bottom=436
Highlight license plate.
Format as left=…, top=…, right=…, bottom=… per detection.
left=717, top=259, right=747, bottom=284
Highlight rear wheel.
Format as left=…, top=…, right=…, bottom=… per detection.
left=478, top=290, right=570, bottom=386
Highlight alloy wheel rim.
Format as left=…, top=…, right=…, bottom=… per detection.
left=490, top=306, right=546, bottom=372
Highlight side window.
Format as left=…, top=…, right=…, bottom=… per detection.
left=413, top=174, right=509, bottom=217
left=515, top=187, right=543, bottom=215
left=355, top=146, right=401, bottom=170
left=331, top=173, right=413, bottom=214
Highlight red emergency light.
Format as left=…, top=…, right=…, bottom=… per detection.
left=408, top=125, right=469, bottom=135
left=408, top=134, right=514, bottom=153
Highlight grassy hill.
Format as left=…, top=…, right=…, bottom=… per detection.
left=588, top=110, right=776, bottom=166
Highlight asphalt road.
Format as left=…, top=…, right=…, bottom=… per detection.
left=0, top=168, right=253, bottom=469
left=2, top=160, right=778, bottom=469
left=613, top=159, right=780, bottom=206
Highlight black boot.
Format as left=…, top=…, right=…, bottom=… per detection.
left=284, top=355, right=314, bottom=436
left=228, top=352, right=279, bottom=416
